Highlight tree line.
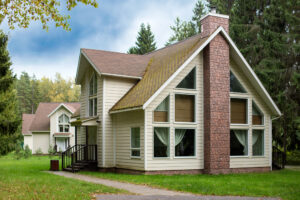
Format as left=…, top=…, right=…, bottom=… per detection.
left=128, top=0, right=300, bottom=153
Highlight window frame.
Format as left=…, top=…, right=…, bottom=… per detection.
left=88, top=72, right=98, bottom=117
left=174, top=93, right=197, bottom=124
left=230, top=70, right=247, bottom=94
left=173, top=127, right=196, bottom=158
left=252, top=129, right=265, bottom=157
left=153, top=95, right=170, bottom=124
left=230, top=128, right=249, bottom=157
left=252, top=101, right=265, bottom=126
left=130, top=127, right=141, bottom=159
left=230, top=96, right=249, bottom=125
left=153, top=127, right=170, bottom=159
left=176, top=67, right=197, bottom=90
left=58, top=114, right=70, bottom=133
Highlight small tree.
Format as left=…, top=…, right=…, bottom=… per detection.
left=24, top=145, right=32, bottom=158
left=35, top=148, right=43, bottom=155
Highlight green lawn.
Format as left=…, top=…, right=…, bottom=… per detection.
left=81, top=169, right=300, bottom=200
left=0, top=154, right=124, bottom=200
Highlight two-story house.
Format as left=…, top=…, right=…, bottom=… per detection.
left=22, top=102, right=80, bottom=154
left=69, top=11, right=281, bottom=174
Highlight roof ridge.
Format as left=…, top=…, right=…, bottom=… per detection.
left=145, top=33, right=204, bottom=55
left=81, top=48, right=144, bottom=57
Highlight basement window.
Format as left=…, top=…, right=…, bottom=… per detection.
left=154, top=127, right=169, bottom=157
left=154, top=96, right=169, bottom=122
left=230, top=129, right=248, bottom=156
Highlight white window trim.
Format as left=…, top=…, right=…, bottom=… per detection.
left=58, top=114, right=70, bottom=133
left=153, top=127, right=171, bottom=159
left=173, top=127, right=197, bottom=159
left=174, top=92, right=197, bottom=124
left=130, top=127, right=141, bottom=159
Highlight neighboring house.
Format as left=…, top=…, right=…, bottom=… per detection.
left=22, top=102, right=80, bottom=154
left=71, top=11, right=281, bottom=174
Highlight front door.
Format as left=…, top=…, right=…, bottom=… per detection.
left=86, top=126, right=97, bottom=160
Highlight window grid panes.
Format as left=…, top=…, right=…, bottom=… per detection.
left=58, top=114, right=70, bottom=133
left=252, top=102, right=264, bottom=125
left=175, top=94, right=195, bottom=122
left=154, top=127, right=169, bottom=157
left=252, top=130, right=264, bottom=156
left=175, top=129, right=195, bottom=157
left=131, top=127, right=140, bottom=157
left=154, top=96, right=169, bottom=122
left=230, top=129, right=248, bottom=156
left=230, top=71, right=246, bottom=93
left=176, top=68, right=196, bottom=89
left=89, top=73, right=98, bottom=116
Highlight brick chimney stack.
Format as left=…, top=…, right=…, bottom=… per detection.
left=202, top=9, right=231, bottom=174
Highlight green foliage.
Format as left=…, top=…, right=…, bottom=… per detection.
left=16, top=72, right=80, bottom=114
left=287, top=150, right=300, bottom=165
left=24, top=145, right=32, bottom=158
left=0, top=0, right=98, bottom=31
left=127, top=23, right=157, bottom=55
left=0, top=30, right=21, bottom=156
left=35, top=148, right=43, bottom=155
left=166, top=0, right=207, bottom=45
left=48, top=145, right=56, bottom=158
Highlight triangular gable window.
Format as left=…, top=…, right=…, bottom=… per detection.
left=176, top=68, right=196, bottom=89
left=230, top=71, right=246, bottom=93
left=154, top=96, right=169, bottom=122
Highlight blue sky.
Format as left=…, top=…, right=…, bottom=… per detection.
left=1, top=0, right=198, bottom=79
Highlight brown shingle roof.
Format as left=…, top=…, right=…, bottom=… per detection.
left=22, top=114, right=35, bottom=135
left=29, top=102, right=80, bottom=132
left=82, top=49, right=151, bottom=78
left=110, top=34, right=209, bottom=111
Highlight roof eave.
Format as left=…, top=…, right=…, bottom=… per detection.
left=47, top=103, right=74, bottom=117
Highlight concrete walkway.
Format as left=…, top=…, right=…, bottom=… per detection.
left=47, top=171, right=280, bottom=200
left=285, top=165, right=300, bottom=171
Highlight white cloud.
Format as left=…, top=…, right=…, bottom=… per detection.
left=5, top=0, right=198, bottom=79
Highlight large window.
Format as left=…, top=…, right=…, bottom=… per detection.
left=175, top=94, right=195, bottom=122
left=230, top=130, right=248, bottom=156
left=58, top=114, right=70, bottom=133
left=175, top=129, right=195, bottom=157
left=154, top=96, right=169, bottom=122
left=231, top=98, right=247, bottom=124
left=252, top=102, right=264, bottom=125
left=176, top=68, right=196, bottom=89
left=230, top=71, right=246, bottom=93
left=154, top=127, right=169, bottom=157
left=252, top=130, right=264, bottom=156
left=131, top=127, right=140, bottom=157
left=89, top=73, right=97, bottom=116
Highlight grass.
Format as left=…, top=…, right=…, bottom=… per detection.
left=0, top=154, right=125, bottom=200
left=80, top=169, right=300, bottom=200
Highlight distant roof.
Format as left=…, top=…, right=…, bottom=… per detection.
left=22, top=114, right=35, bottom=135
left=29, top=102, right=80, bottom=132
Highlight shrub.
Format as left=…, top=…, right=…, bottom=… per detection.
left=35, top=148, right=43, bottom=155
left=48, top=145, right=56, bottom=158
left=24, top=145, right=32, bottom=158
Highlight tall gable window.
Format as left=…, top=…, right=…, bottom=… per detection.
left=252, top=102, right=264, bottom=125
left=175, top=94, right=195, bottom=122
left=89, top=73, right=97, bottom=116
left=58, top=114, right=70, bottom=132
left=231, top=98, right=247, bottom=124
left=154, top=96, right=169, bottom=122
left=230, top=71, right=246, bottom=93
left=176, top=68, right=196, bottom=89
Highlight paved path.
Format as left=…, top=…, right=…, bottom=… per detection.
left=285, top=165, right=300, bottom=171
left=47, top=171, right=280, bottom=200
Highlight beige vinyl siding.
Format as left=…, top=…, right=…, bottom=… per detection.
left=32, top=132, right=50, bottom=154
left=145, top=52, right=203, bottom=171
left=230, top=59, right=271, bottom=168
left=103, top=76, right=137, bottom=167
left=97, top=75, right=103, bottom=167
left=24, top=135, right=33, bottom=152
left=114, top=110, right=144, bottom=170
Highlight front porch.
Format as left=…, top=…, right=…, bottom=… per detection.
left=62, top=117, right=99, bottom=172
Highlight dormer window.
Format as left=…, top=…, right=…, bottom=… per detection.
left=58, top=114, right=70, bottom=132
left=89, top=73, right=98, bottom=116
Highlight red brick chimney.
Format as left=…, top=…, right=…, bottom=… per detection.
left=202, top=9, right=231, bottom=174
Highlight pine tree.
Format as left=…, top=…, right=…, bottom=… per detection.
left=128, top=23, right=157, bottom=55
left=0, top=30, right=21, bottom=155
left=192, top=0, right=208, bottom=33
